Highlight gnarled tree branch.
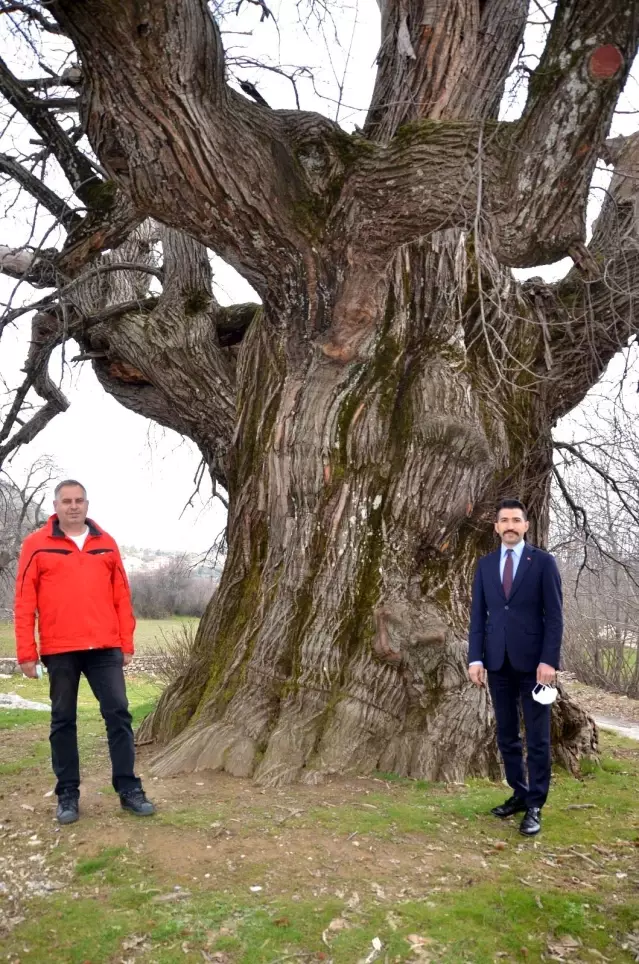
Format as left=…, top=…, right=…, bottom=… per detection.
left=537, top=132, right=639, bottom=421
left=502, top=0, right=639, bottom=265
left=48, top=0, right=325, bottom=293
left=75, top=227, right=239, bottom=486
left=0, top=54, right=101, bottom=203
left=364, top=0, right=528, bottom=141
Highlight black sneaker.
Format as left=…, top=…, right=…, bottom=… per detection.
left=120, top=788, right=156, bottom=816
left=56, top=792, right=79, bottom=825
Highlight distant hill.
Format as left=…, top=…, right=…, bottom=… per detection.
left=120, top=545, right=225, bottom=580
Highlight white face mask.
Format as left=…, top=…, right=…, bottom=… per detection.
left=532, top=683, right=558, bottom=705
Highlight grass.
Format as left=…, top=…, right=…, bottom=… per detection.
left=0, top=674, right=161, bottom=777
left=0, top=615, right=198, bottom=657
left=5, top=852, right=638, bottom=964
left=0, top=735, right=50, bottom=775
left=1, top=675, right=639, bottom=963
left=0, top=707, right=50, bottom=728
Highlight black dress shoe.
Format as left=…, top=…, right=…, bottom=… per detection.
left=519, top=807, right=542, bottom=836
left=490, top=795, right=528, bottom=818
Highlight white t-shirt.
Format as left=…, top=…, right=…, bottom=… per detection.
left=69, top=527, right=89, bottom=551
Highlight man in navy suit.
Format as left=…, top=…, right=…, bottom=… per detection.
left=468, top=499, right=563, bottom=836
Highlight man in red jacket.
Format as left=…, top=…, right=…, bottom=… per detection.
left=15, top=480, right=155, bottom=824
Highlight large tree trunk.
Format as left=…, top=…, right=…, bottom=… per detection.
left=139, top=236, right=597, bottom=785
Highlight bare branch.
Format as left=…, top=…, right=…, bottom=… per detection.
left=555, top=441, right=639, bottom=530
left=35, top=96, right=80, bottom=111
left=0, top=312, right=69, bottom=467
left=12, top=67, right=82, bottom=90
left=0, top=54, right=101, bottom=204
left=0, top=152, right=82, bottom=229
left=0, top=0, right=63, bottom=33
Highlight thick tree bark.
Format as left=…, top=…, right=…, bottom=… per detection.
left=137, top=237, right=596, bottom=785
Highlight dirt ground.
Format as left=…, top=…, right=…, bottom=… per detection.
left=1, top=738, right=459, bottom=900
left=559, top=674, right=639, bottom=725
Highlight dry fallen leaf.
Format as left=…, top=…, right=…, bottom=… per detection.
left=121, top=935, right=147, bottom=951
left=406, top=934, right=433, bottom=947
left=547, top=935, right=582, bottom=960
left=322, top=916, right=351, bottom=946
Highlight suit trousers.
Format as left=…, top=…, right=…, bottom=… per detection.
left=488, top=654, right=551, bottom=808
left=42, top=647, right=141, bottom=797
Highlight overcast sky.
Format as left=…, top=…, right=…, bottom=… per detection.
left=1, top=2, right=637, bottom=552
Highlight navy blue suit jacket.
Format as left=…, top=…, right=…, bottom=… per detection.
left=468, top=544, right=563, bottom=673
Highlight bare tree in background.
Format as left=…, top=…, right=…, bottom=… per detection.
left=130, top=554, right=216, bottom=618
left=552, top=387, right=639, bottom=697
left=1, top=0, right=638, bottom=785
left=0, top=456, right=55, bottom=611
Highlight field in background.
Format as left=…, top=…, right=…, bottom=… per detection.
left=0, top=616, right=198, bottom=658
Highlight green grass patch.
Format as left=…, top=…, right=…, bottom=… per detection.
left=7, top=884, right=638, bottom=964
left=0, top=708, right=49, bottom=728
left=317, top=886, right=639, bottom=963
left=0, top=616, right=198, bottom=657
left=76, top=847, right=126, bottom=876
left=3, top=895, right=140, bottom=964
left=0, top=675, right=159, bottom=715
left=296, top=743, right=639, bottom=851
left=0, top=737, right=50, bottom=775
left=0, top=618, right=14, bottom=656
left=131, top=698, right=161, bottom=728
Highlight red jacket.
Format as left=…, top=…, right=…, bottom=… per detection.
left=14, top=515, right=135, bottom=664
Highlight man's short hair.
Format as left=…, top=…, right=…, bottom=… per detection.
left=54, top=479, right=87, bottom=499
left=495, top=498, right=527, bottom=520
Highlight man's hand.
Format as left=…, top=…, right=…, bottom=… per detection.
left=469, top=664, right=485, bottom=687
left=122, top=652, right=133, bottom=666
left=20, top=660, right=38, bottom=679
left=537, top=662, right=556, bottom=685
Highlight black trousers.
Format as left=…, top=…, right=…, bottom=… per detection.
left=42, top=647, right=141, bottom=797
left=488, top=655, right=552, bottom=808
